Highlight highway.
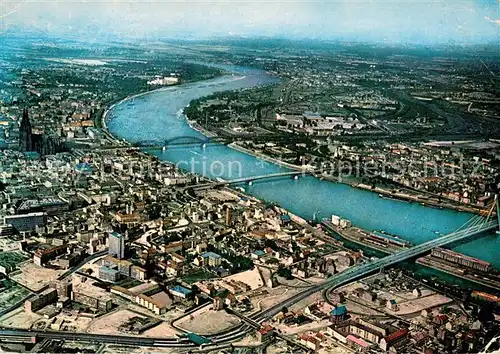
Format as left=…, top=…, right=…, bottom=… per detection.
left=0, top=220, right=496, bottom=349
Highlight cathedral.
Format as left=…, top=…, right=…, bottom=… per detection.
left=18, top=108, right=65, bottom=155
left=18, top=108, right=33, bottom=152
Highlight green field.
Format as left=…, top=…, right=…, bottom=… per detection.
left=181, top=269, right=216, bottom=284
left=0, top=279, right=30, bottom=311
left=0, top=251, right=28, bottom=273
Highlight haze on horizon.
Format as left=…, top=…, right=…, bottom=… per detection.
left=1, top=0, right=499, bottom=46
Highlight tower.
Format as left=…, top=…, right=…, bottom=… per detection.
left=19, top=108, right=33, bottom=152
left=108, top=231, right=125, bottom=259
left=225, top=206, right=232, bottom=226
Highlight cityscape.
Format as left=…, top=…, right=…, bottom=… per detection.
left=0, top=1, right=499, bottom=353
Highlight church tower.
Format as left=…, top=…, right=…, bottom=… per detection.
left=19, top=108, right=33, bottom=152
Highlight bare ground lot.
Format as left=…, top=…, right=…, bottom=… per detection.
left=250, top=287, right=304, bottom=311
left=87, top=309, right=147, bottom=335
left=0, top=307, right=42, bottom=329
left=10, top=262, right=64, bottom=291
left=143, top=321, right=182, bottom=338
left=176, top=309, right=241, bottom=335
left=277, top=319, right=331, bottom=335
left=223, top=267, right=264, bottom=290
left=387, top=294, right=453, bottom=315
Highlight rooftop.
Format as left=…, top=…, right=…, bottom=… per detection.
left=202, top=251, right=222, bottom=259
left=170, top=285, right=192, bottom=296
left=331, top=305, right=347, bottom=316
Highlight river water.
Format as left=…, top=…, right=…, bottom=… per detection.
left=106, top=66, right=500, bottom=268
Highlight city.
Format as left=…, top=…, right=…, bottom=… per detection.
left=0, top=1, right=499, bottom=354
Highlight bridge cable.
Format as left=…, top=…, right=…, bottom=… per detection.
left=454, top=203, right=493, bottom=232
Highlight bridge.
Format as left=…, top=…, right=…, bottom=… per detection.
left=132, top=135, right=223, bottom=150
left=130, top=134, right=311, bottom=150
left=227, top=170, right=315, bottom=185
left=182, top=169, right=320, bottom=192
left=0, top=200, right=498, bottom=349
left=250, top=203, right=500, bottom=323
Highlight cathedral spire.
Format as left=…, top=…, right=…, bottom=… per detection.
left=19, top=108, right=33, bottom=152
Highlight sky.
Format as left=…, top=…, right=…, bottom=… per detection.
left=0, top=0, right=499, bottom=45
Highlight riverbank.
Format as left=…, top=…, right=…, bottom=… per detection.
left=416, top=256, right=500, bottom=291
left=101, top=62, right=500, bottom=270
left=101, top=85, right=183, bottom=132
left=318, top=174, right=488, bottom=216
left=187, top=120, right=217, bottom=138
left=321, top=219, right=500, bottom=292
left=321, top=220, right=404, bottom=255
left=100, top=73, right=488, bottom=219
left=228, top=142, right=307, bottom=172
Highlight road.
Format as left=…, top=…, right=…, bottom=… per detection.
left=0, top=221, right=496, bottom=349
left=0, top=250, right=108, bottom=318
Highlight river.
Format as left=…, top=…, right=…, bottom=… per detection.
left=106, top=65, right=500, bottom=268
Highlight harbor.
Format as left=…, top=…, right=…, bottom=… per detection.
left=320, top=214, right=500, bottom=292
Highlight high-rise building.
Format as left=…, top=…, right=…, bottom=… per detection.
left=19, top=108, right=33, bottom=152
left=4, top=212, right=46, bottom=232
left=108, top=231, right=125, bottom=259
left=225, top=206, right=232, bottom=226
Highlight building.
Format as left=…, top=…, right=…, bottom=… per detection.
left=346, top=334, right=371, bottom=352
left=379, top=328, right=409, bottom=352
left=330, top=304, right=348, bottom=324
left=108, top=231, right=125, bottom=259
left=171, top=253, right=185, bottom=264
left=49, top=280, right=73, bottom=298
left=73, top=289, right=112, bottom=312
left=330, top=292, right=346, bottom=305
left=347, top=321, right=383, bottom=344
left=4, top=212, right=46, bottom=232
left=257, top=325, right=274, bottom=342
left=169, top=285, right=192, bottom=299
left=130, top=265, right=147, bottom=281
left=221, top=280, right=251, bottom=295
left=34, top=245, right=68, bottom=266
left=201, top=252, right=222, bottom=267
left=99, top=266, right=121, bottom=282
left=431, top=248, right=491, bottom=272
left=18, top=109, right=63, bottom=155
left=213, top=296, right=224, bottom=310
left=357, top=318, right=388, bottom=337
left=386, top=299, right=399, bottom=311
left=19, top=108, right=33, bottom=152
left=25, top=288, right=57, bottom=313
left=135, top=290, right=172, bottom=315
left=58, top=248, right=86, bottom=269
left=101, top=255, right=132, bottom=277
left=299, top=332, right=325, bottom=351
left=101, top=256, right=145, bottom=280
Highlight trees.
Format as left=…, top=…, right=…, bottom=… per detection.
left=277, top=266, right=293, bottom=280
left=145, top=203, right=163, bottom=220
